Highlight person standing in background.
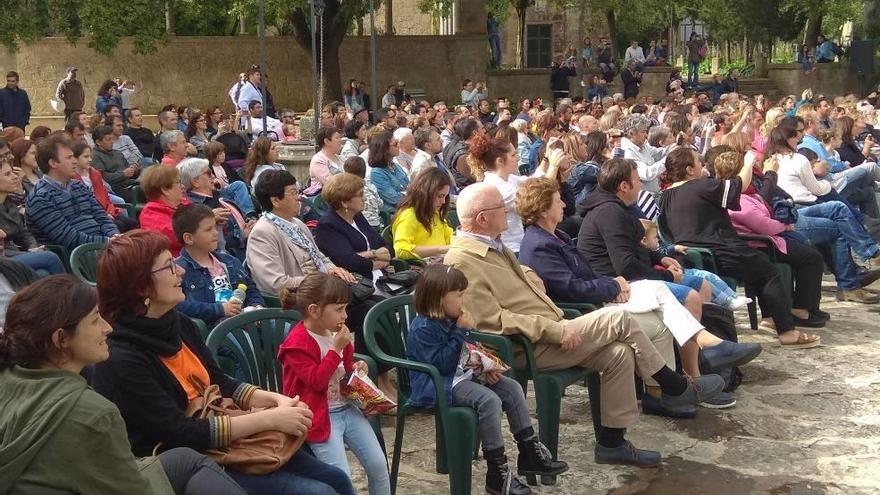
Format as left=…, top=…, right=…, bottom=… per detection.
left=55, top=67, right=85, bottom=123
left=0, top=71, right=31, bottom=131
left=487, top=12, right=502, bottom=68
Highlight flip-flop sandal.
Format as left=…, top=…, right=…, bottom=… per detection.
left=780, top=332, right=821, bottom=349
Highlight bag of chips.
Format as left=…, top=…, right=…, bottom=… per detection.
left=462, top=342, right=510, bottom=376
left=342, top=369, right=397, bottom=416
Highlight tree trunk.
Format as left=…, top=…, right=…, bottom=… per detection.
left=803, top=13, right=823, bottom=49
left=725, top=39, right=731, bottom=66
left=606, top=9, right=617, bottom=58
left=165, top=1, right=175, bottom=35
left=745, top=37, right=753, bottom=64
left=290, top=2, right=348, bottom=105
left=357, top=17, right=364, bottom=36
left=864, top=0, right=880, bottom=40
left=384, top=0, right=393, bottom=35
left=516, top=7, right=527, bottom=68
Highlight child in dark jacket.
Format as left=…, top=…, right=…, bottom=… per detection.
left=406, top=265, right=568, bottom=495
left=278, top=272, right=389, bottom=495
left=172, top=204, right=264, bottom=327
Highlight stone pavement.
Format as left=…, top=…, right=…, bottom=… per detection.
left=345, top=278, right=880, bottom=495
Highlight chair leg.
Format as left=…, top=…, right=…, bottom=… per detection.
left=745, top=286, right=758, bottom=330
left=586, top=371, right=603, bottom=440
left=533, top=377, right=562, bottom=486
left=442, top=414, right=477, bottom=495
left=390, top=413, right=406, bottom=495
left=435, top=417, right=449, bottom=474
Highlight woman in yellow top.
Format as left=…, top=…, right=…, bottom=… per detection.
left=391, top=168, right=454, bottom=260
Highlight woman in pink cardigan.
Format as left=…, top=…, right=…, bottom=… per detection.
left=713, top=151, right=827, bottom=330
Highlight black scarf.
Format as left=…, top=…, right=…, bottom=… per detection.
left=111, top=310, right=184, bottom=357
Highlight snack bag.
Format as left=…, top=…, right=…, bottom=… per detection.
left=462, top=342, right=510, bottom=376
left=342, top=369, right=397, bottom=416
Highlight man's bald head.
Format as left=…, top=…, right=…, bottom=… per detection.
left=457, top=183, right=503, bottom=232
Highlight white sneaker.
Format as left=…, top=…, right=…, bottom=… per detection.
left=728, top=296, right=752, bottom=310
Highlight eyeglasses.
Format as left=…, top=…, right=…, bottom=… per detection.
left=151, top=260, right=178, bottom=275
left=478, top=204, right=506, bottom=215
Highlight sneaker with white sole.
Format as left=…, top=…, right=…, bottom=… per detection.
left=728, top=296, right=752, bottom=310
left=698, top=391, right=737, bottom=409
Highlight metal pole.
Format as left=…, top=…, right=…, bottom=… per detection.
left=258, top=0, right=267, bottom=135
left=310, top=0, right=320, bottom=144
left=370, top=0, right=377, bottom=120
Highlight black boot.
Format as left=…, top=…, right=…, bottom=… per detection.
left=484, top=447, right=531, bottom=495
left=514, top=427, right=569, bottom=486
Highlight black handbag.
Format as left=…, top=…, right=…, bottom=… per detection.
left=376, top=270, right=420, bottom=296
left=348, top=274, right=376, bottom=304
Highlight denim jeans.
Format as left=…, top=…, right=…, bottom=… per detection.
left=661, top=273, right=703, bottom=304
left=11, top=250, right=66, bottom=277
left=686, top=268, right=737, bottom=306
left=226, top=449, right=355, bottom=495
left=452, top=375, right=531, bottom=452
left=488, top=35, right=502, bottom=67
left=795, top=201, right=874, bottom=290
left=797, top=201, right=879, bottom=260
left=687, top=61, right=700, bottom=86
left=308, top=403, right=390, bottom=495
left=220, top=180, right=257, bottom=217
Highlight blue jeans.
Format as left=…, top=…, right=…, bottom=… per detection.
left=796, top=201, right=876, bottom=290
left=221, top=180, right=257, bottom=217
left=687, top=61, right=700, bottom=87
left=661, top=273, right=703, bottom=304
left=309, top=403, right=390, bottom=495
left=12, top=250, right=66, bottom=277
left=686, top=268, right=737, bottom=306
left=488, top=35, right=502, bottom=67
left=227, top=449, right=355, bottom=495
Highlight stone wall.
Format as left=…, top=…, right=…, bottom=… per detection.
left=0, top=35, right=486, bottom=116
left=766, top=63, right=868, bottom=97
left=487, top=66, right=676, bottom=103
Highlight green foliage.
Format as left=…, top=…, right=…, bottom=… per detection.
left=174, top=0, right=239, bottom=36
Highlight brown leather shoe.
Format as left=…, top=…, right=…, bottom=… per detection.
left=836, top=288, right=880, bottom=303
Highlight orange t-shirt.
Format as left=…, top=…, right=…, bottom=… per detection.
left=160, top=344, right=211, bottom=401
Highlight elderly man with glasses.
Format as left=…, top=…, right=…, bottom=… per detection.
left=444, top=182, right=726, bottom=468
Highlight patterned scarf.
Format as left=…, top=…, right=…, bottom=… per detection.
left=264, top=212, right=330, bottom=272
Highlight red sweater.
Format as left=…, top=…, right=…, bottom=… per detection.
left=139, top=200, right=182, bottom=256
left=278, top=321, right=353, bottom=443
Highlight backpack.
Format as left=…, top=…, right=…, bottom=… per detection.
left=698, top=303, right=743, bottom=392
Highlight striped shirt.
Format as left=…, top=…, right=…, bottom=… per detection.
left=26, top=176, right=119, bottom=251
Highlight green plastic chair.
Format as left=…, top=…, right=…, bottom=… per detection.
left=45, top=244, right=71, bottom=273
left=363, top=295, right=477, bottom=495
left=130, top=185, right=147, bottom=205
left=446, top=210, right=460, bottom=229
left=206, top=308, right=303, bottom=392
left=190, top=318, right=209, bottom=340
left=70, top=242, right=106, bottom=286
left=311, top=194, right=331, bottom=217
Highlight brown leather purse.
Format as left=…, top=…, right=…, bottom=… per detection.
left=185, top=376, right=305, bottom=474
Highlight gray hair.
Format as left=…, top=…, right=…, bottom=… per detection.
left=177, top=157, right=210, bottom=191
left=510, top=119, right=528, bottom=133
left=160, top=130, right=184, bottom=152
left=619, top=114, right=651, bottom=136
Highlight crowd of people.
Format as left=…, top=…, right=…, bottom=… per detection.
left=1, top=56, right=880, bottom=495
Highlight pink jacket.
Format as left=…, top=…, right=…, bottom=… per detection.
left=726, top=193, right=788, bottom=254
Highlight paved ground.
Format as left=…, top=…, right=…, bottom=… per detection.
left=345, top=278, right=880, bottom=495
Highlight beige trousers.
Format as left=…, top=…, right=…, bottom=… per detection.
left=531, top=306, right=671, bottom=429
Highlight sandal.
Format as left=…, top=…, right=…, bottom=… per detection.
left=778, top=330, right=821, bottom=349
left=757, top=321, right=776, bottom=334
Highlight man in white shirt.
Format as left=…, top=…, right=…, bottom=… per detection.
left=248, top=100, right=283, bottom=141
left=107, top=115, right=147, bottom=165
left=624, top=41, right=646, bottom=72
left=236, top=67, right=263, bottom=115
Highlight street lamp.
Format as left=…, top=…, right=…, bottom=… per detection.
left=310, top=0, right=325, bottom=145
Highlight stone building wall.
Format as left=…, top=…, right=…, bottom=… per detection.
left=0, top=35, right=486, bottom=116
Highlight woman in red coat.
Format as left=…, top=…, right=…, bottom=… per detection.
left=138, top=165, right=189, bottom=256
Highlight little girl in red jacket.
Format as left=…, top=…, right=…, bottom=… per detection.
left=278, top=272, right=391, bottom=495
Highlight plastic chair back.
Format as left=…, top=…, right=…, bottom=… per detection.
left=206, top=308, right=302, bottom=393
left=70, top=242, right=106, bottom=286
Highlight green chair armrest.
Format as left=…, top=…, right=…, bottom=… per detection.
left=389, top=259, right=409, bottom=273
left=261, top=292, right=282, bottom=308
left=561, top=307, right=581, bottom=319
left=555, top=301, right=598, bottom=316
left=469, top=331, right=516, bottom=366
left=190, top=318, right=209, bottom=340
